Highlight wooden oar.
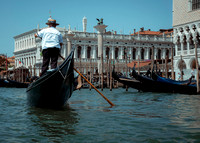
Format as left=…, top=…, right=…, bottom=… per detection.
left=59, top=54, right=115, bottom=107
left=73, top=68, right=115, bottom=106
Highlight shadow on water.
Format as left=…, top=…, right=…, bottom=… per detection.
left=27, top=104, right=79, bottom=141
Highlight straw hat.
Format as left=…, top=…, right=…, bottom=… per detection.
left=46, top=18, right=59, bottom=25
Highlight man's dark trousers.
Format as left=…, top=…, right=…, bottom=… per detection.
left=41, top=47, right=60, bottom=76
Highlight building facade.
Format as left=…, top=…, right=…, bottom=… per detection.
left=173, top=0, right=200, bottom=80
left=14, top=17, right=173, bottom=77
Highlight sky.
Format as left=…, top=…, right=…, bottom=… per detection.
left=0, top=0, right=173, bottom=57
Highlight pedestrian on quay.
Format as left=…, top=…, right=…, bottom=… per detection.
left=35, top=18, right=63, bottom=76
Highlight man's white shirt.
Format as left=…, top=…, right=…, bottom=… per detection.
left=37, top=27, right=63, bottom=50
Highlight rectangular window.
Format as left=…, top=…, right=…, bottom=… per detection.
left=192, top=0, right=200, bottom=10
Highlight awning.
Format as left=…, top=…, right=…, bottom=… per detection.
left=127, top=60, right=151, bottom=68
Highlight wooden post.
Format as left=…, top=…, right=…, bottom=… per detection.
left=151, top=45, right=155, bottom=77
left=106, top=57, right=109, bottom=88
left=126, top=53, right=128, bottom=91
left=165, top=55, right=168, bottom=78
left=171, top=46, right=175, bottom=80
left=101, top=53, right=104, bottom=91
left=86, top=64, right=88, bottom=84
left=30, top=66, right=32, bottom=77
left=13, top=66, right=15, bottom=81
left=98, top=71, right=101, bottom=88
left=110, top=59, right=112, bottom=91
left=180, top=55, right=183, bottom=81
left=195, top=43, right=199, bottom=93
left=117, top=60, right=119, bottom=88
left=89, top=58, right=92, bottom=90
left=138, top=56, right=140, bottom=75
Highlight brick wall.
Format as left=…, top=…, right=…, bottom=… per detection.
left=173, top=0, right=200, bottom=26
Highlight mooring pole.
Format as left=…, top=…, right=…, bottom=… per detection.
left=195, top=42, right=199, bottom=93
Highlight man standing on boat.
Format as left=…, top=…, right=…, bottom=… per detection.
left=34, top=18, right=82, bottom=89
left=35, top=18, right=63, bottom=76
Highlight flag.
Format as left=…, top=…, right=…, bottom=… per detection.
left=19, top=59, right=23, bottom=66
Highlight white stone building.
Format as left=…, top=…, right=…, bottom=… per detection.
left=13, top=17, right=173, bottom=76
left=173, top=0, right=200, bottom=80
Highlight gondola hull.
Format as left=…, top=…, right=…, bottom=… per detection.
left=26, top=51, right=74, bottom=108
left=132, top=69, right=198, bottom=94
left=152, top=73, right=198, bottom=95
left=132, top=69, right=165, bottom=92
left=7, top=79, right=29, bottom=88
left=112, top=70, right=142, bottom=91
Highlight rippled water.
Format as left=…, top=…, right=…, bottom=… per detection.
left=0, top=87, right=200, bottom=142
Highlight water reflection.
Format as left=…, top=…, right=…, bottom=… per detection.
left=169, top=95, right=200, bottom=129
left=27, top=105, right=79, bottom=140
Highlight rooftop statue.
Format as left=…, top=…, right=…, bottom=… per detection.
left=96, top=18, right=103, bottom=25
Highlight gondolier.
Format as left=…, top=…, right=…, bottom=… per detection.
left=35, top=18, right=63, bottom=76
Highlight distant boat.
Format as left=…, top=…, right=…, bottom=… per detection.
left=7, top=79, right=29, bottom=88
left=0, top=78, right=29, bottom=88
left=131, top=68, right=162, bottom=92
left=132, top=68, right=198, bottom=94
left=112, top=69, right=142, bottom=91
left=26, top=51, right=75, bottom=108
left=0, top=78, right=9, bottom=87
left=152, top=73, right=198, bottom=95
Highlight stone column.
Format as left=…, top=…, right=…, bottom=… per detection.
left=67, top=32, right=75, bottom=56
left=119, top=47, right=123, bottom=59
left=85, top=46, right=88, bottom=59
left=180, top=35, right=184, bottom=55
left=74, top=46, right=78, bottom=59
left=111, top=47, right=115, bottom=59
left=81, top=45, right=84, bottom=59
left=94, top=46, right=98, bottom=59
left=137, top=47, right=141, bottom=60
left=146, top=47, right=150, bottom=60
left=154, top=48, right=158, bottom=59
left=128, top=47, right=132, bottom=60
left=94, top=24, right=107, bottom=91
left=162, top=48, right=166, bottom=59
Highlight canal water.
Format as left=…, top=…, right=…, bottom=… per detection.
left=0, top=87, right=200, bottom=143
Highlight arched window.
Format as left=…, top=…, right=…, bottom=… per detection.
left=87, top=46, right=91, bottom=59
left=141, top=48, right=144, bottom=60
left=132, top=49, right=136, bottom=60
left=150, top=48, right=152, bottom=59
left=166, top=49, right=169, bottom=58
left=106, top=47, right=110, bottom=59
left=183, top=35, right=187, bottom=50
left=115, top=48, right=119, bottom=59
left=123, top=48, right=127, bottom=60
left=157, top=49, right=161, bottom=60
left=77, top=46, right=82, bottom=59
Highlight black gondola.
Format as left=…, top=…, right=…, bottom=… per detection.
left=0, top=78, right=9, bottom=87
left=152, top=73, right=198, bottom=95
left=131, top=68, right=163, bottom=92
left=7, top=79, right=29, bottom=88
left=26, top=51, right=75, bottom=108
left=132, top=68, right=199, bottom=94
left=0, top=78, right=29, bottom=88
left=112, top=69, right=142, bottom=91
